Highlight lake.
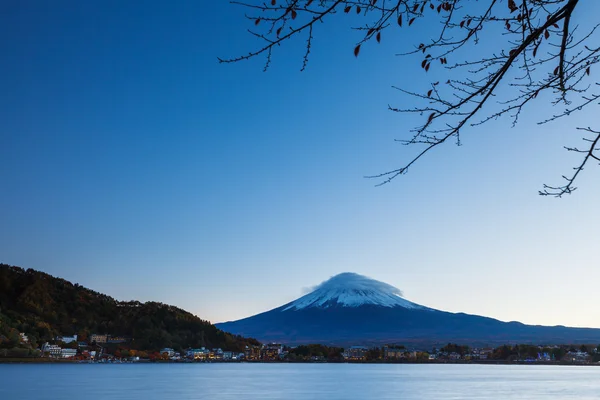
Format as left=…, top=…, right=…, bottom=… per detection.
left=1, top=363, right=598, bottom=399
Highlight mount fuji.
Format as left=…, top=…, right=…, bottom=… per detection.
left=216, top=273, right=600, bottom=346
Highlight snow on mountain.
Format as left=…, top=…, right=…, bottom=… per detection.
left=283, top=272, right=426, bottom=311
left=216, top=272, right=600, bottom=346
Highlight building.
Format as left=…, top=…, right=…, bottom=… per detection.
left=384, top=346, right=406, bottom=360
left=60, top=348, right=78, bottom=359
left=187, top=348, right=210, bottom=360
left=57, top=334, right=78, bottom=344
left=107, top=336, right=128, bottom=344
left=343, top=346, right=369, bottom=361
left=477, top=348, right=493, bottom=360
left=160, top=348, right=175, bottom=357
left=211, top=348, right=224, bottom=360
left=538, top=352, right=551, bottom=361
left=244, top=345, right=261, bottom=361
left=567, top=351, right=589, bottom=362
left=261, top=344, right=283, bottom=360
left=19, top=333, right=29, bottom=343
left=41, top=343, right=62, bottom=358
left=90, top=334, right=108, bottom=344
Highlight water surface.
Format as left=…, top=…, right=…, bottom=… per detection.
left=1, top=363, right=598, bottom=399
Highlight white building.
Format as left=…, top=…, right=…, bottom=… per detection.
left=41, top=343, right=62, bottom=358
left=567, top=351, right=589, bottom=362
left=61, top=348, right=77, bottom=359
left=57, top=334, right=78, bottom=344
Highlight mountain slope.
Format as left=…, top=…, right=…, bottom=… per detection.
left=0, top=264, right=259, bottom=351
left=216, top=273, right=600, bottom=346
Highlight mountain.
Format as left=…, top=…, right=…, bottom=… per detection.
left=216, top=272, right=600, bottom=346
left=0, top=264, right=260, bottom=351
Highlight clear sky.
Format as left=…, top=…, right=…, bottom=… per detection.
left=1, top=1, right=599, bottom=329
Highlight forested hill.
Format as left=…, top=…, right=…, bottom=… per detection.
left=0, top=264, right=260, bottom=351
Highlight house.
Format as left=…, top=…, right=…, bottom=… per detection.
left=223, top=351, right=233, bottom=361
left=57, top=334, right=78, bottom=344
left=19, top=333, right=29, bottom=343
left=343, top=346, right=368, bottom=361
left=60, top=348, right=77, bottom=359
left=261, top=344, right=283, bottom=360
left=187, top=348, right=210, bottom=360
left=161, top=348, right=175, bottom=357
left=90, top=334, right=108, bottom=344
left=211, top=348, right=224, bottom=360
left=448, top=352, right=461, bottom=361
left=383, top=346, right=406, bottom=360
left=566, top=351, right=589, bottom=362
left=479, top=348, right=494, bottom=360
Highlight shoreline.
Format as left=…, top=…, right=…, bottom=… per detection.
left=1, top=358, right=598, bottom=366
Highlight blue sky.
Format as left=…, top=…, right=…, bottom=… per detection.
left=1, top=1, right=599, bottom=328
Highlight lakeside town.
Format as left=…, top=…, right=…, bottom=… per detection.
left=3, top=331, right=600, bottom=365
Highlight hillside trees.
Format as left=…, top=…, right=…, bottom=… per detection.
left=0, top=264, right=260, bottom=352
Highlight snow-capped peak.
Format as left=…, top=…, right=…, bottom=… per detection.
left=283, top=272, right=425, bottom=311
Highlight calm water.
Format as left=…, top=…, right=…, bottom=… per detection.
left=1, top=363, right=598, bottom=399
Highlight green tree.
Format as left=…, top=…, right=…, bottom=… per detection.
left=366, top=347, right=383, bottom=361
left=66, top=341, right=79, bottom=350
left=551, top=347, right=566, bottom=360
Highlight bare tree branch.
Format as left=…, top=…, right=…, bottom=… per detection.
left=222, top=0, right=600, bottom=196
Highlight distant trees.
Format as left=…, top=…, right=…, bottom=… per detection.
left=440, top=343, right=469, bottom=356
left=286, top=344, right=344, bottom=361
left=0, top=264, right=261, bottom=352
left=488, top=344, right=571, bottom=361
left=66, top=341, right=79, bottom=350
left=224, top=0, right=600, bottom=196
left=365, top=347, right=383, bottom=360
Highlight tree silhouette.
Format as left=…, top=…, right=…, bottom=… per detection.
left=221, top=0, right=599, bottom=196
